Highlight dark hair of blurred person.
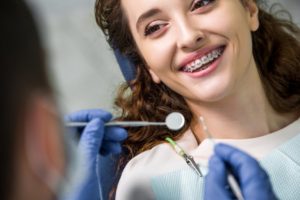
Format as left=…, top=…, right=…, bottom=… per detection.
left=0, top=1, right=66, bottom=199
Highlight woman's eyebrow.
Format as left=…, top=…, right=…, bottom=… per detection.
left=136, top=8, right=161, bottom=30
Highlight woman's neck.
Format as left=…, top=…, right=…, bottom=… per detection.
left=188, top=68, right=299, bottom=141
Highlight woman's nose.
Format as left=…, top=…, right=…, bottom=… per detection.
left=176, top=19, right=204, bottom=50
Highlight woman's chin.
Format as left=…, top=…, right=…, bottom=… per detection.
left=186, top=86, right=233, bottom=105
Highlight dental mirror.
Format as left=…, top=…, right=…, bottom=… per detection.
left=66, top=112, right=185, bottom=131
left=164, top=112, right=185, bottom=130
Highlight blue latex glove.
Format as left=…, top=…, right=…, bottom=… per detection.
left=65, top=109, right=127, bottom=200
left=204, top=143, right=277, bottom=200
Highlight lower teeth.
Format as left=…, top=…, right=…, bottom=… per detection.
left=193, top=62, right=211, bottom=72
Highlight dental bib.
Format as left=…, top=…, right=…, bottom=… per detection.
left=151, top=134, right=300, bottom=200
left=260, top=133, right=300, bottom=199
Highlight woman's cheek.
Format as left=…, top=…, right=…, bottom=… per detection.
left=145, top=40, right=174, bottom=71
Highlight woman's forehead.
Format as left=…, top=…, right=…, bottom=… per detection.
left=121, top=0, right=167, bottom=21
left=121, top=0, right=248, bottom=17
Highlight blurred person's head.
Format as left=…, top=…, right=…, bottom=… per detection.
left=0, top=1, right=67, bottom=199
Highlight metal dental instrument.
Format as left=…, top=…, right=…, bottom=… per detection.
left=66, top=112, right=185, bottom=131
left=165, top=137, right=203, bottom=177
left=199, top=116, right=244, bottom=200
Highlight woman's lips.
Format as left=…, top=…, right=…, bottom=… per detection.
left=181, top=46, right=225, bottom=73
left=180, top=45, right=226, bottom=78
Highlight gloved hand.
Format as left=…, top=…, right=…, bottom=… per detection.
left=65, top=109, right=127, bottom=200
left=204, top=143, right=277, bottom=200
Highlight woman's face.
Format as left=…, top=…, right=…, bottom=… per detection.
left=122, top=0, right=259, bottom=104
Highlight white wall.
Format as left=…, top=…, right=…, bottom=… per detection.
left=27, top=0, right=124, bottom=114
left=26, top=0, right=300, bottom=114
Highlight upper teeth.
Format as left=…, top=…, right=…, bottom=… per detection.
left=183, top=48, right=223, bottom=72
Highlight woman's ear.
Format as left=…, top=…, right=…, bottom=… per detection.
left=245, top=0, right=260, bottom=31
left=148, top=68, right=161, bottom=83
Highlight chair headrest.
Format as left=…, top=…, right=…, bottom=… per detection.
left=114, top=49, right=136, bottom=82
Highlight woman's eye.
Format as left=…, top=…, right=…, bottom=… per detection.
left=144, top=23, right=165, bottom=36
left=191, top=0, right=215, bottom=11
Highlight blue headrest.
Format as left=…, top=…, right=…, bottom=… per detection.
left=98, top=50, right=134, bottom=199
left=113, top=49, right=136, bottom=82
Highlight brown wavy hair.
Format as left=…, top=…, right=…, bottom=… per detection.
left=95, top=0, right=300, bottom=197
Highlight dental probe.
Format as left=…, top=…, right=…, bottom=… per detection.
left=199, top=117, right=245, bottom=200
left=66, top=112, right=185, bottom=131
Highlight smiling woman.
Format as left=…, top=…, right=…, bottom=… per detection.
left=95, top=0, right=300, bottom=199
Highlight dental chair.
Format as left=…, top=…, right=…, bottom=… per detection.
left=98, top=49, right=135, bottom=200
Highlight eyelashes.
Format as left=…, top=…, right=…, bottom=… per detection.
left=191, top=0, right=215, bottom=11
left=144, top=23, right=166, bottom=36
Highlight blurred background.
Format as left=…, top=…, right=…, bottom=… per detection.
left=26, top=0, right=300, bottom=114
